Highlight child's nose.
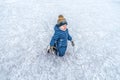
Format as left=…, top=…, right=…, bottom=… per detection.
left=63, top=25, right=66, bottom=27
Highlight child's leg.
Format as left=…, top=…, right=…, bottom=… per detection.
left=57, top=46, right=67, bottom=57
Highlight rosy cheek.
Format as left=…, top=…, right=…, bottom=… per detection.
left=64, top=26, right=66, bottom=29
left=62, top=27, right=64, bottom=29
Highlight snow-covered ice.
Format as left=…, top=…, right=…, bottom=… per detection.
left=0, top=0, right=120, bottom=80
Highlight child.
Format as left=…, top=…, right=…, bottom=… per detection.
left=48, top=15, right=75, bottom=57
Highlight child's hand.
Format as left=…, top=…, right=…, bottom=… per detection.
left=71, top=41, right=75, bottom=46
left=50, top=46, right=54, bottom=51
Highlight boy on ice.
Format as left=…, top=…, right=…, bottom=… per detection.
left=48, top=15, right=75, bottom=57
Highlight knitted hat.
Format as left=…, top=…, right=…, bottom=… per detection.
left=57, top=15, right=68, bottom=27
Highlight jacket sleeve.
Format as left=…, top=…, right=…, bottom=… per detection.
left=67, top=30, right=72, bottom=41
left=50, top=31, right=60, bottom=46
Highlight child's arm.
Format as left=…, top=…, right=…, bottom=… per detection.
left=67, top=30, right=75, bottom=46
left=67, top=30, right=72, bottom=41
left=50, top=31, right=59, bottom=46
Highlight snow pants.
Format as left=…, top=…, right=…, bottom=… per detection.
left=56, top=46, right=67, bottom=57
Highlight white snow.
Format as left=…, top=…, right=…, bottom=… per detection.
left=0, top=0, right=120, bottom=80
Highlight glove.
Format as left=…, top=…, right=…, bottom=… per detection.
left=71, top=41, right=75, bottom=46
left=50, top=46, right=54, bottom=51
left=47, top=46, right=54, bottom=53
left=50, top=46, right=56, bottom=51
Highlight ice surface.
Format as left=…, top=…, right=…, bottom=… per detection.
left=0, top=0, right=120, bottom=80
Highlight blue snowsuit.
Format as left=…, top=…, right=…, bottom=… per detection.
left=50, top=24, right=72, bottom=57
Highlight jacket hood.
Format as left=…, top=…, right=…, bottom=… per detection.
left=54, top=24, right=60, bottom=31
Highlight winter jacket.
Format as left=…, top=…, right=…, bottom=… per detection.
left=50, top=24, right=72, bottom=48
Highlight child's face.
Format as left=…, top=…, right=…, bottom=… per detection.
left=59, top=24, right=67, bottom=31
left=62, top=24, right=67, bottom=28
